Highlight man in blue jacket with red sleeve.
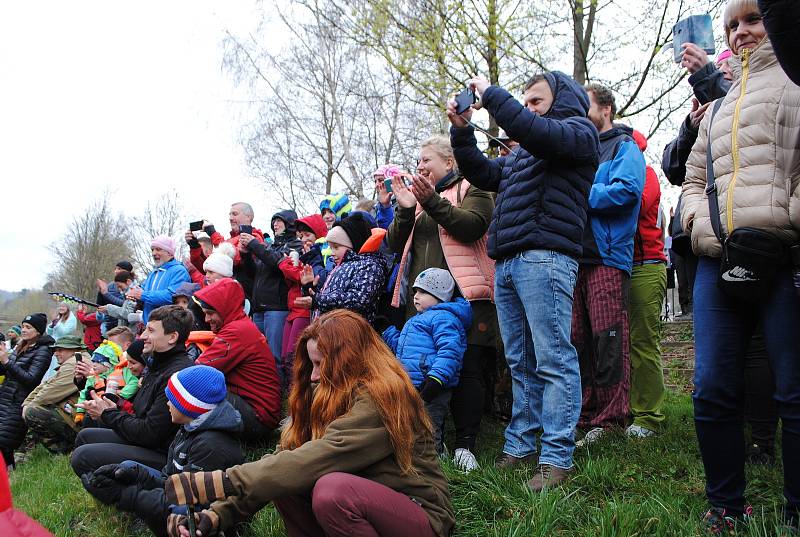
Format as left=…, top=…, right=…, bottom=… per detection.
left=573, top=84, right=645, bottom=446
left=447, top=71, right=598, bottom=490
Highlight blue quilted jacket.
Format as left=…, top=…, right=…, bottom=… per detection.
left=451, top=71, right=599, bottom=260
left=382, top=298, right=472, bottom=389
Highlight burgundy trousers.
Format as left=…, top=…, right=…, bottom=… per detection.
left=571, top=264, right=631, bottom=429
left=273, top=472, right=436, bottom=537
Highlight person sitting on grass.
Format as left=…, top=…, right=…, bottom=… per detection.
left=192, top=278, right=281, bottom=441
left=79, top=365, right=243, bottom=537
left=162, top=309, right=454, bottom=537
left=383, top=268, right=472, bottom=459
left=70, top=305, right=194, bottom=478
left=22, top=335, right=89, bottom=454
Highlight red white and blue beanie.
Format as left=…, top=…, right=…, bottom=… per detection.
left=165, top=365, right=226, bottom=419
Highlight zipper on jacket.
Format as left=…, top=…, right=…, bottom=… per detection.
left=726, top=47, right=750, bottom=234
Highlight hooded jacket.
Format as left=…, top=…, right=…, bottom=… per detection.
left=631, top=130, right=667, bottom=264
left=270, top=210, right=303, bottom=252
left=114, top=401, right=245, bottom=537
left=99, top=344, right=193, bottom=451
left=280, top=214, right=328, bottom=321
left=75, top=309, right=102, bottom=351
left=383, top=297, right=472, bottom=389
left=194, top=280, right=281, bottom=428
left=681, top=38, right=800, bottom=257
left=210, top=391, right=454, bottom=537
left=580, top=123, right=646, bottom=274
left=451, top=71, right=599, bottom=260
left=0, top=334, right=55, bottom=452
left=139, top=259, right=192, bottom=323
left=312, top=249, right=390, bottom=325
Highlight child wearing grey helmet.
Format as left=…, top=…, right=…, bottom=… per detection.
left=382, top=268, right=472, bottom=457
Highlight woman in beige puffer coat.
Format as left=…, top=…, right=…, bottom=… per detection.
left=680, top=0, right=800, bottom=532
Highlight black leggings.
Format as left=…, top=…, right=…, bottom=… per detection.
left=450, top=344, right=492, bottom=451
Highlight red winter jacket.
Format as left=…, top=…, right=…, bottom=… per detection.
left=632, top=130, right=667, bottom=264
left=279, top=215, right=329, bottom=322
left=193, top=279, right=280, bottom=428
left=75, top=309, right=102, bottom=351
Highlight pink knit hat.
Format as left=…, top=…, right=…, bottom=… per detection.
left=717, top=49, right=732, bottom=64
left=373, top=164, right=401, bottom=178
left=150, top=235, right=176, bottom=256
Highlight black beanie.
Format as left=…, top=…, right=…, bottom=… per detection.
left=22, top=313, right=48, bottom=336
left=126, top=338, right=146, bottom=364
left=333, top=213, right=374, bottom=252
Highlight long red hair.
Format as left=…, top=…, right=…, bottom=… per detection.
left=281, top=310, right=432, bottom=474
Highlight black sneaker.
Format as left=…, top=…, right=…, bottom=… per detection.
left=702, top=506, right=752, bottom=535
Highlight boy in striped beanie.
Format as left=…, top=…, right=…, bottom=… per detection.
left=79, top=365, right=243, bottom=536
left=165, top=365, right=227, bottom=422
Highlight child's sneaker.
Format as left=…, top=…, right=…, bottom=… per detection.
left=453, top=448, right=479, bottom=472
left=702, top=506, right=752, bottom=535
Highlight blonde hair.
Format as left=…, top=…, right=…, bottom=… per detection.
left=420, top=135, right=457, bottom=174
left=723, top=0, right=761, bottom=50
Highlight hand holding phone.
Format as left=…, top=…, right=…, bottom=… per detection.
left=189, top=220, right=204, bottom=232
left=454, top=88, right=476, bottom=115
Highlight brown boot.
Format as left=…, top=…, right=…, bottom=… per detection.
left=495, top=452, right=537, bottom=469
left=527, top=464, right=572, bottom=491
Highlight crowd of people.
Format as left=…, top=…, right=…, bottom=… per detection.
left=0, top=0, right=798, bottom=535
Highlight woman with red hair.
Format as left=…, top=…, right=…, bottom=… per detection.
left=164, top=309, right=454, bottom=537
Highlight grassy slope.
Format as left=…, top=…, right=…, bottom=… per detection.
left=11, top=393, right=788, bottom=536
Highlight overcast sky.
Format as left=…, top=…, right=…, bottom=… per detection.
left=0, top=1, right=286, bottom=292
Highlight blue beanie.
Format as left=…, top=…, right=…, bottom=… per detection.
left=165, top=365, right=227, bottom=419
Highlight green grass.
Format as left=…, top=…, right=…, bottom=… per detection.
left=10, top=393, right=790, bottom=536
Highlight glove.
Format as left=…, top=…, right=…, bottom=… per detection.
left=167, top=509, right=220, bottom=537
left=419, top=376, right=445, bottom=403
left=81, top=471, right=122, bottom=505
left=95, top=461, right=164, bottom=489
left=165, top=470, right=235, bottom=506
left=372, top=315, right=391, bottom=333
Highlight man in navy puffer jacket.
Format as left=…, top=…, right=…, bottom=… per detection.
left=448, top=71, right=599, bottom=490
left=382, top=268, right=472, bottom=457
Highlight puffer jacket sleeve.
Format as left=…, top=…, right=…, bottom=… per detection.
left=426, top=312, right=467, bottom=387
left=482, top=85, right=599, bottom=163
left=382, top=326, right=400, bottom=353
left=760, top=0, right=800, bottom=85
left=680, top=105, right=713, bottom=234
left=688, top=62, right=732, bottom=104
left=589, top=140, right=646, bottom=213
left=3, top=344, right=52, bottom=391
left=450, top=125, right=505, bottom=193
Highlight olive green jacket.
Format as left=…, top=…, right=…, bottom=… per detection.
left=211, top=391, right=455, bottom=536
left=387, top=173, right=497, bottom=347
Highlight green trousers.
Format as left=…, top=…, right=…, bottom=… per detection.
left=629, top=263, right=667, bottom=431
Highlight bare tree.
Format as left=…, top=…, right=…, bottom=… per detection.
left=129, top=190, right=187, bottom=274
left=46, top=196, right=134, bottom=300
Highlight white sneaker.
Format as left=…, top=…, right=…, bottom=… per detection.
left=453, top=448, right=480, bottom=472
left=575, top=427, right=605, bottom=448
left=626, top=424, right=656, bottom=438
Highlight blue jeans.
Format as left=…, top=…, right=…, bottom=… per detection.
left=252, top=310, right=289, bottom=382
left=693, top=257, right=800, bottom=516
left=496, top=249, right=581, bottom=469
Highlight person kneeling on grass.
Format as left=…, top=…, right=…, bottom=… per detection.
left=162, top=309, right=454, bottom=537
left=382, top=268, right=472, bottom=462
left=79, top=365, right=243, bottom=537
